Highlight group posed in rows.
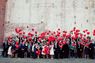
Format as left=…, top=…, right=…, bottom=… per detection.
left=2, top=27, right=95, bottom=59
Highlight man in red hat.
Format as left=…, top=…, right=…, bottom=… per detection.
left=88, top=36, right=94, bottom=59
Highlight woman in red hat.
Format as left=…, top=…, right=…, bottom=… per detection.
left=50, top=42, right=54, bottom=59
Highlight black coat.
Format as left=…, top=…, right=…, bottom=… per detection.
left=62, top=44, right=69, bottom=58
left=89, top=43, right=94, bottom=59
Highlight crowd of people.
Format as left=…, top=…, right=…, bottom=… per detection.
left=2, top=27, right=95, bottom=59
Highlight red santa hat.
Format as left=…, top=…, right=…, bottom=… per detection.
left=15, top=27, right=22, bottom=33
left=63, top=33, right=66, bottom=37
left=23, top=35, right=27, bottom=39
left=48, top=36, right=55, bottom=42
left=8, top=36, right=12, bottom=39
left=19, top=31, right=23, bottom=35
left=79, top=34, right=83, bottom=39
left=93, top=29, right=95, bottom=36
left=75, top=29, right=80, bottom=33
left=66, top=34, right=71, bottom=38
left=58, top=37, right=63, bottom=41
left=93, top=33, right=95, bottom=36
left=72, top=36, right=76, bottom=40
left=39, top=32, right=46, bottom=38
left=28, top=32, right=34, bottom=37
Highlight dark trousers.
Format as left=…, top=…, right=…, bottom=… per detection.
left=32, top=52, right=37, bottom=58
left=2, top=49, right=8, bottom=57
left=54, top=51, right=59, bottom=59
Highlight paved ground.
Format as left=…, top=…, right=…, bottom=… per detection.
left=0, top=48, right=95, bottom=63
left=0, top=58, right=95, bottom=63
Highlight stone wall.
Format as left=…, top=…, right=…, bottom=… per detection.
left=5, top=0, right=95, bottom=38
left=0, top=0, right=6, bottom=46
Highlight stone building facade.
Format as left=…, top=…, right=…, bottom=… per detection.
left=0, top=0, right=95, bottom=46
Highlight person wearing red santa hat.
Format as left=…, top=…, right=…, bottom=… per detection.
left=50, top=42, right=54, bottom=59
left=31, top=43, right=37, bottom=59
left=3, top=27, right=95, bottom=59
left=62, top=40, right=69, bottom=58
left=59, top=40, right=64, bottom=58
left=2, top=38, right=9, bottom=57
left=54, top=39, right=60, bottom=59
left=83, top=37, right=90, bottom=58
left=33, top=34, right=38, bottom=44
left=7, top=43, right=12, bottom=58
left=35, top=43, right=41, bottom=59
left=76, top=38, right=84, bottom=58
left=14, top=41, right=20, bottom=58
left=87, top=36, right=94, bottom=59
left=41, top=43, right=46, bottom=58
left=69, top=38, right=76, bottom=58
left=45, top=44, right=50, bottom=59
